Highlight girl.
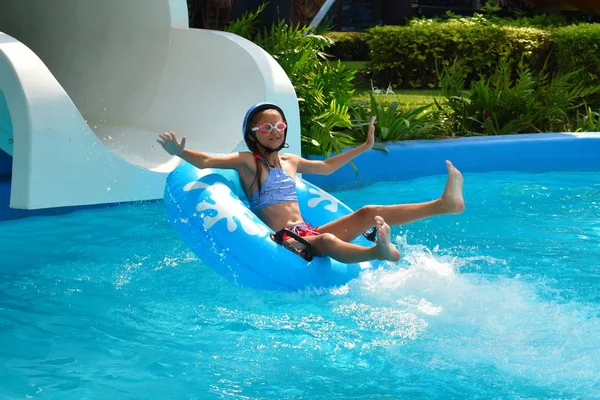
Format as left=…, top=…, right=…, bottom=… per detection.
left=157, top=103, right=465, bottom=264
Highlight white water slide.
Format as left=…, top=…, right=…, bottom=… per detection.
left=0, top=0, right=299, bottom=210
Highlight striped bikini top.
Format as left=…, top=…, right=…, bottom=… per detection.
left=249, top=157, right=298, bottom=211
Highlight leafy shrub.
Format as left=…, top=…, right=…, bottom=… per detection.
left=324, top=32, right=370, bottom=61
left=553, top=23, right=600, bottom=82
left=368, top=19, right=551, bottom=89
left=450, top=8, right=570, bottom=28
left=322, top=15, right=597, bottom=93
left=492, top=12, right=570, bottom=28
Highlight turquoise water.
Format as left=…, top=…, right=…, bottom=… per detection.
left=1, top=171, right=599, bottom=399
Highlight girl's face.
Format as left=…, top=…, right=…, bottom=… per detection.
left=251, top=109, right=286, bottom=150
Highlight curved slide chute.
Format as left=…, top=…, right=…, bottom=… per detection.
left=0, top=0, right=299, bottom=211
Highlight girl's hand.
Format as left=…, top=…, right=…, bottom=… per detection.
left=157, top=131, right=186, bottom=156
left=365, top=116, right=376, bottom=149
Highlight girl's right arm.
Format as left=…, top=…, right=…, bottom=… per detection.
left=157, top=131, right=251, bottom=170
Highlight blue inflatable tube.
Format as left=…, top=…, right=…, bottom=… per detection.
left=164, top=162, right=385, bottom=291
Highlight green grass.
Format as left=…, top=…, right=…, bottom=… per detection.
left=341, top=61, right=368, bottom=70
left=339, top=61, right=443, bottom=107
left=351, top=88, right=443, bottom=107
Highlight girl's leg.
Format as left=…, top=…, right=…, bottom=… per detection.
left=305, top=217, right=400, bottom=263
left=318, top=161, right=465, bottom=242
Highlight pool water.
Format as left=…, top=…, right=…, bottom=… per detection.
left=1, top=171, right=599, bottom=399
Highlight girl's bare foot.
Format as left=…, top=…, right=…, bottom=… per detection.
left=441, top=160, right=465, bottom=214
left=374, top=216, right=401, bottom=262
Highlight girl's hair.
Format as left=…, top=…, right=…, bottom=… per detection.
left=242, top=103, right=288, bottom=197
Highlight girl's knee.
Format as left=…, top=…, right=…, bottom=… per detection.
left=311, top=233, right=338, bottom=255
left=357, top=205, right=378, bottom=220
left=316, top=232, right=337, bottom=246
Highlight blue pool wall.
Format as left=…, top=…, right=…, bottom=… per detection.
left=302, top=133, right=600, bottom=191
left=0, top=148, right=10, bottom=177
left=1, top=133, right=599, bottom=220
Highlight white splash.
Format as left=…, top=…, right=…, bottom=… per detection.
left=415, top=298, right=443, bottom=316
left=196, top=183, right=269, bottom=237
left=359, top=261, right=372, bottom=270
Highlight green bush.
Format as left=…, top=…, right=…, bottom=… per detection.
left=368, top=19, right=551, bottom=89
left=553, top=23, right=600, bottom=82
left=324, top=32, right=370, bottom=61
left=324, top=16, right=598, bottom=92
left=442, top=8, right=570, bottom=29
left=488, top=12, right=569, bottom=28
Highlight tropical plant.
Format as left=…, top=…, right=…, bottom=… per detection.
left=225, top=5, right=357, bottom=156
left=571, top=104, right=600, bottom=132
left=437, top=57, right=600, bottom=135
left=349, top=93, right=443, bottom=142
left=292, top=0, right=326, bottom=26
left=223, top=2, right=267, bottom=38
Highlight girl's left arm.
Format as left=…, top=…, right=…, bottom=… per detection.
left=294, top=116, right=376, bottom=175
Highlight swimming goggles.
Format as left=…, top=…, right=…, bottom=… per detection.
left=251, top=121, right=287, bottom=134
